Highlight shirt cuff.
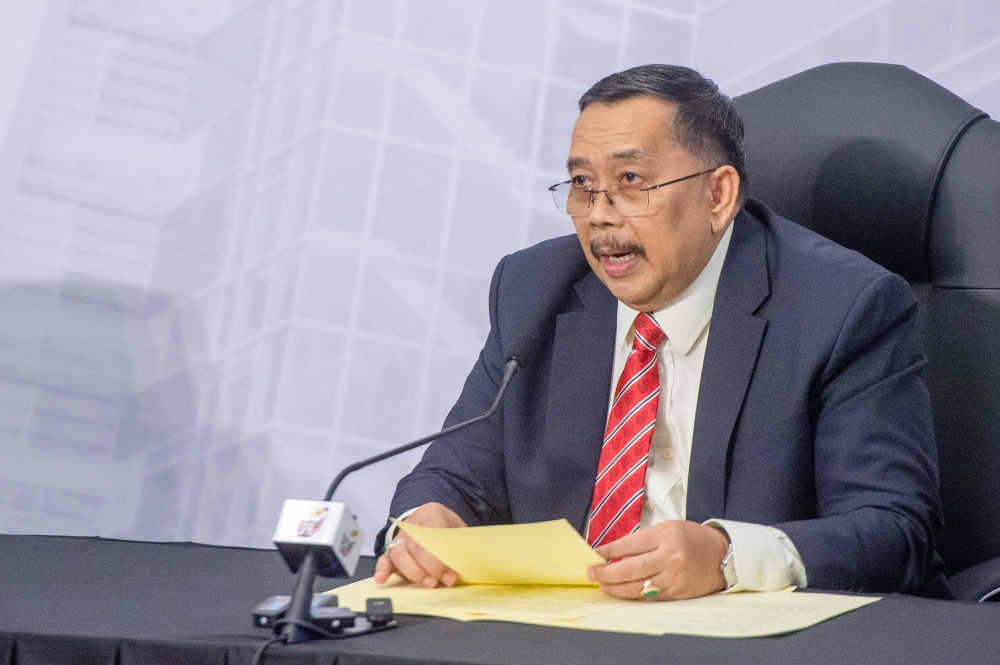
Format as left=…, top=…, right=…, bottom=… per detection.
left=386, top=507, right=419, bottom=542
left=703, top=518, right=808, bottom=592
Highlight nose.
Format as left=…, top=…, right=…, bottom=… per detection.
left=586, top=190, right=621, bottom=227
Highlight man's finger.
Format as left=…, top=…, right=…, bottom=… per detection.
left=598, top=579, right=650, bottom=600
left=388, top=542, right=436, bottom=587
left=590, top=550, right=660, bottom=585
left=594, top=529, right=660, bottom=561
left=373, top=554, right=396, bottom=583
left=408, top=538, right=458, bottom=586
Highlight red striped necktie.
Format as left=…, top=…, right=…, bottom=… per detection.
left=588, top=312, right=665, bottom=548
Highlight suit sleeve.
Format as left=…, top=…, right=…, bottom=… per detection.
left=385, top=255, right=514, bottom=531
left=776, top=272, right=943, bottom=593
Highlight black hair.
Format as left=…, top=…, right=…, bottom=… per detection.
left=579, top=64, right=747, bottom=202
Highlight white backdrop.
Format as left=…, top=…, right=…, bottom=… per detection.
left=0, top=0, right=997, bottom=549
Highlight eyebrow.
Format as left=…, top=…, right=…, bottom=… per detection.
left=566, top=149, right=652, bottom=171
left=611, top=149, right=651, bottom=162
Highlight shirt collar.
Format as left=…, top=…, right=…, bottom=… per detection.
left=616, top=222, right=734, bottom=356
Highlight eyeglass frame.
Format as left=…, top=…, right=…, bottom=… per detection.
left=547, top=167, right=718, bottom=217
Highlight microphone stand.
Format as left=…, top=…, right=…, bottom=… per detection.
left=280, top=356, right=523, bottom=644
left=323, top=357, right=521, bottom=502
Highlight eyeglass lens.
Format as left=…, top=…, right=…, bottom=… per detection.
left=550, top=183, right=650, bottom=216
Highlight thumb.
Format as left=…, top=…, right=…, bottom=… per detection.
left=373, top=554, right=396, bottom=583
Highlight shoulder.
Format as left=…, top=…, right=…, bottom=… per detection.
left=490, top=234, right=593, bottom=310
left=484, top=234, right=602, bottom=352
left=495, top=234, right=591, bottom=288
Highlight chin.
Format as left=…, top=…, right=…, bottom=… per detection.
left=605, top=284, right=651, bottom=310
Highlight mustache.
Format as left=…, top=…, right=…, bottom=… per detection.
left=589, top=237, right=647, bottom=260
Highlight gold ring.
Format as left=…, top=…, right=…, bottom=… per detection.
left=641, top=579, right=660, bottom=600
left=384, top=538, right=404, bottom=554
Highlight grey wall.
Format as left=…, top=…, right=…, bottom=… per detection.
left=1, top=0, right=998, bottom=549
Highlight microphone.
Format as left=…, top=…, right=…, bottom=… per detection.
left=268, top=335, right=537, bottom=644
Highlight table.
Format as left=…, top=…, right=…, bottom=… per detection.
left=2, top=534, right=999, bottom=664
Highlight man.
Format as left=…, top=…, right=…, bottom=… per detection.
left=374, top=65, right=945, bottom=600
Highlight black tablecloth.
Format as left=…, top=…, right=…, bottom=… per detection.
left=3, top=534, right=999, bottom=664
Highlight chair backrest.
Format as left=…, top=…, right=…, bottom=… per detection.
left=734, top=62, right=1000, bottom=576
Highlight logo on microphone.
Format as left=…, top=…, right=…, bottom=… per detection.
left=339, top=529, right=359, bottom=557
left=296, top=507, right=328, bottom=537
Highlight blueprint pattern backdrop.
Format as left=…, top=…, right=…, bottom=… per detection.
left=0, top=0, right=997, bottom=548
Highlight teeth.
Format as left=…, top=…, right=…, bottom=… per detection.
left=606, top=253, right=635, bottom=264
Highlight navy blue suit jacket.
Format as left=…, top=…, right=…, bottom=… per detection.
left=387, top=200, right=945, bottom=595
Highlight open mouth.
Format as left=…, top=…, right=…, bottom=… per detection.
left=591, top=240, right=645, bottom=277
left=604, top=252, right=637, bottom=264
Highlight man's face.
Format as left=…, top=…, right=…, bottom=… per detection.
left=566, top=96, right=728, bottom=312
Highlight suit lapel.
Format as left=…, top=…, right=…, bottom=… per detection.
left=543, top=271, right=617, bottom=534
left=686, top=211, right=771, bottom=523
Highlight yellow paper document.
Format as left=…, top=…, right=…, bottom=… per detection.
left=394, top=518, right=605, bottom=586
left=566, top=589, right=880, bottom=637
left=337, top=575, right=623, bottom=622
left=333, top=576, right=880, bottom=638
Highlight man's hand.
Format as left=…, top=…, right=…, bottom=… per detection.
left=373, top=502, right=466, bottom=588
left=587, top=520, right=729, bottom=600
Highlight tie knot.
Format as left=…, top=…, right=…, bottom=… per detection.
left=633, top=312, right=665, bottom=351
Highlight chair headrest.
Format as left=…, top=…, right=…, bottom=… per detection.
left=734, top=63, right=986, bottom=282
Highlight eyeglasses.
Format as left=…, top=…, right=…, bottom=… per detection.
left=548, top=168, right=716, bottom=217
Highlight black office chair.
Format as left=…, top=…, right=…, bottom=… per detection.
left=733, top=62, right=1000, bottom=602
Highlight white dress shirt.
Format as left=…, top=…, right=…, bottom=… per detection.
left=587, top=223, right=807, bottom=591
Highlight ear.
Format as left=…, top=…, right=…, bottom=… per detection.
left=707, top=165, right=741, bottom=234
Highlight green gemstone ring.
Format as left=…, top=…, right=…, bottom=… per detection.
left=641, top=579, right=660, bottom=600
